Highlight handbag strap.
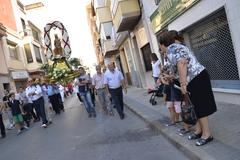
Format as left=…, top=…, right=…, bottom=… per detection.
left=182, top=93, right=194, bottom=109
left=174, top=84, right=194, bottom=108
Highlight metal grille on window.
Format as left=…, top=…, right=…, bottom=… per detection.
left=188, top=9, right=239, bottom=80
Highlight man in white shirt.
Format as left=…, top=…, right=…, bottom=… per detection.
left=26, top=78, right=48, bottom=128
left=104, top=62, right=127, bottom=119
left=92, top=65, right=113, bottom=115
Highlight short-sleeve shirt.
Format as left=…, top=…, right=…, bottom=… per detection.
left=104, top=69, right=124, bottom=89
left=78, top=74, right=90, bottom=92
left=26, top=85, right=43, bottom=101
left=152, top=59, right=161, bottom=78
left=8, top=100, right=21, bottom=116
left=3, top=96, right=9, bottom=109
left=92, top=73, right=105, bottom=89
left=167, top=43, right=205, bottom=82
left=19, top=91, right=29, bottom=105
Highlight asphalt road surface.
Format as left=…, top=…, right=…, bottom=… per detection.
left=0, top=95, right=189, bottom=160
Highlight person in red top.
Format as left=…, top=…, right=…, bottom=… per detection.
left=67, top=83, right=73, bottom=95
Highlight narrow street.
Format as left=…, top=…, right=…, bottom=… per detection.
left=0, top=95, right=189, bottom=160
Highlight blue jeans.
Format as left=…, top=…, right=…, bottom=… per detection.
left=97, top=89, right=112, bottom=112
left=79, top=91, right=96, bottom=114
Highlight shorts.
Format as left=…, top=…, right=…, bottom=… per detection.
left=13, top=114, right=24, bottom=123
left=166, top=101, right=181, bottom=113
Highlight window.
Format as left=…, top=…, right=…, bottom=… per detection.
left=33, top=44, right=42, bottom=63
left=7, top=41, right=19, bottom=60
left=32, top=28, right=40, bottom=42
left=21, top=18, right=27, bottom=36
left=141, top=43, right=152, bottom=71
left=21, top=18, right=26, bottom=30
left=24, top=44, right=33, bottom=63
left=17, top=0, right=24, bottom=11
left=3, top=83, right=10, bottom=91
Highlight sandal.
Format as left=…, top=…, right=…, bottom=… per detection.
left=165, top=123, right=176, bottom=127
left=178, top=128, right=190, bottom=136
left=188, top=132, right=202, bottom=140
left=195, top=136, right=213, bottom=146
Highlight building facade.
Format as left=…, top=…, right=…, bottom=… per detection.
left=147, top=0, right=240, bottom=104
left=86, top=3, right=104, bottom=66
left=92, top=0, right=144, bottom=87
left=90, top=0, right=240, bottom=104
left=0, top=0, right=46, bottom=96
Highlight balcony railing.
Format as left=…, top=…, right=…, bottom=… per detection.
left=102, top=39, right=117, bottom=57
left=95, top=6, right=112, bottom=31
left=111, top=0, right=140, bottom=32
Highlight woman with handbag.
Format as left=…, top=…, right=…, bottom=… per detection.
left=167, top=30, right=192, bottom=136
left=158, top=31, right=217, bottom=146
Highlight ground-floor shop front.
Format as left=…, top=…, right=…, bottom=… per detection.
left=151, top=0, right=240, bottom=90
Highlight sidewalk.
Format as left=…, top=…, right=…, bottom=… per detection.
left=124, top=87, right=240, bottom=160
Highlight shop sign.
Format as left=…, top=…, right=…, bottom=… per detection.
left=150, top=0, right=200, bottom=33
left=11, top=71, right=29, bottom=79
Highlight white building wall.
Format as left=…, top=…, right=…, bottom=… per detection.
left=93, top=0, right=105, bottom=8
left=141, top=0, right=161, bottom=57
left=225, top=0, right=240, bottom=78
left=167, top=0, right=240, bottom=79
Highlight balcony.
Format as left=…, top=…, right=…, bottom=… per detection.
left=96, top=6, right=112, bottom=31
left=102, top=39, right=117, bottom=57
left=104, top=0, right=111, bottom=6
left=0, top=23, right=7, bottom=37
left=112, top=31, right=128, bottom=49
left=111, top=0, right=140, bottom=32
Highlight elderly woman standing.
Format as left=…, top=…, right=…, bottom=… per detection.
left=158, top=31, right=217, bottom=146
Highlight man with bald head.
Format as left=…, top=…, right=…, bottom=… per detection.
left=104, top=62, right=127, bottom=119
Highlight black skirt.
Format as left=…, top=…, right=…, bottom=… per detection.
left=187, top=69, right=217, bottom=119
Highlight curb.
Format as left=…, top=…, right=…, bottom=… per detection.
left=124, top=101, right=208, bottom=160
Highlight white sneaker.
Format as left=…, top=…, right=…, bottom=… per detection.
left=41, top=124, right=47, bottom=128
left=23, top=126, right=29, bottom=130
left=7, top=124, right=14, bottom=130
left=17, top=130, right=22, bottom=135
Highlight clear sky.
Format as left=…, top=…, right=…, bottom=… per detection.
left=24, top=0, right=97, bottom=70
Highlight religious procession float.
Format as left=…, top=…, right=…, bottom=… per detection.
left=43, top=21, right=79, bottom=83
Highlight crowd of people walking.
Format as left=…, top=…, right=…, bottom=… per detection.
left=1, top=31, right=217, bottom=147
left=0, top=78, right=67, bottom=138
left=0, top=61, right=128, bottom=139
left=74, top=62, right=127, bottom=120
